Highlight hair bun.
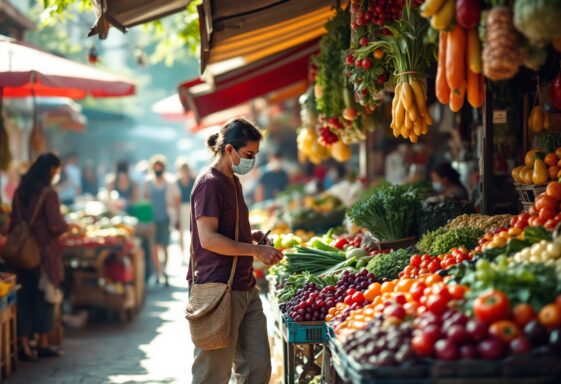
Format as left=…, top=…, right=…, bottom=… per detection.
left=206, top=133, right=220, bottom=153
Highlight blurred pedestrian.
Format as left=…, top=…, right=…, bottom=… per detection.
left=81, top=160, right=98, bottom=197
left=145, top=155, right=180, bottom=286
left=9, top=153, right=68, bottom=361
left=431, top=162, right=469, bottom=200
left=56, top=152, right=81, bottom=206
left=176, top=158, right=195, bottom=264
left=107, top=161, right=139, bottom=208
left=254, top=152, right=289, bottom=202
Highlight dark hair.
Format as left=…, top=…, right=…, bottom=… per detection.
left=433, top=162, right=461, bottom=185
left=18, top=153, right=61, bottom=205
left=206, top=118, right=262, bottom=156
left=116, top=161, right=129, bottom=174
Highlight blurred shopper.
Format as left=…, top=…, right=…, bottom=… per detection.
left=145, top=155, right=180, bottom=286
left=176, top=158, right=195, bottom=264
left=81, top=160, right=98, bottom=197
left=9, top=153, right=68, bottom=361
left=107, top=161, right=139, bottom=208
left=189, top=118, right=282, bottom=384
left=385, top=144, right=410, bottom=185
left=431, top=162, right=469, bottom=200
left=254, top=152, right=289, bottom=202
left=56, top=152, right=81, bottom=206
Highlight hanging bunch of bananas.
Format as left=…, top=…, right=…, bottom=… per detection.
left=391, top=77, right=434, bottom=143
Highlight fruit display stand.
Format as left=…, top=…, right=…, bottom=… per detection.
left=63, top=237, right=144, bottom=323
left=0, top=283, right=18, bottom=382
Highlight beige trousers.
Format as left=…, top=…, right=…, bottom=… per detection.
left=192, top=287, right=271, bottom=384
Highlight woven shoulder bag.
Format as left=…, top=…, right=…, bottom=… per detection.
left=185, top=180, right=239, bottom=350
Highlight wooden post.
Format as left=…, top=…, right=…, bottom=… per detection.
left=481, top=80, right=493, bottom=214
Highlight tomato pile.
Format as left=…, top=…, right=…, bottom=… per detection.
left=514, top=181, right=561, bottom=230
left=400, top=248, right=472, bottom=278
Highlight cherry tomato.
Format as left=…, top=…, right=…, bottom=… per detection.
left=351, top=291, right=365, bottom=304
left=489, top=320, right=522, bottom=344
left=410, top=282, right=427, bottom=302
left=539, top=207, right=556, bottom=221
left=412, top=333, right=434, bottom=357
left=448, top=285, right=468, bottom=300
left=422, top=254, right=431, bottom=261
left=427, top=294, right=449, bottom=316
left=428, top=261, right=441, bottom=273
left=513, top=303, right=536, bottom=328
left=420, top=260, right=430, bottom=269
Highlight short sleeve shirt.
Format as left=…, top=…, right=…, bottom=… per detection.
left=187, top=167, right=255, bottom=290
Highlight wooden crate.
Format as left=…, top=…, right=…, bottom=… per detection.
left=0, top=296, right=17, bottom=381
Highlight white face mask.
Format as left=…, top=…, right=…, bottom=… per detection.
left=230, top=149, right=255, bottom=175
left=52, top=173, right=61, bottom=185
left=433, top=181, right=444, bottom=192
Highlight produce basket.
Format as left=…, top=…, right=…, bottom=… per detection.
left=282, top=315, right=327, bottom=344
left=515, top=183, right=547, bottom=211
left=327, top=324, right=350, bottom=380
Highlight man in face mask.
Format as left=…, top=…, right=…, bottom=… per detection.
left=145, top=155, right=181, bottom=286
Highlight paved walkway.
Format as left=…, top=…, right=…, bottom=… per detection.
left=8, top=245, right=194, bottom=384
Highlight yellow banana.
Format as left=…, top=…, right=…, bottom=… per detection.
left=396, top=99, right=405, bottom=128
left=404, top=115, right=413, bottom=131
left=430, top=0, right=455, bottom=31
left=424, top=113, right=433, bottom=125
left=408, top=104, right=417, bottom=122
left=420, top=0, right=447, bottom=18
left=400, top=82, right=414, bottom=111
left=409, top=78, right=427, bottom=116
left=409, top=133, right=419, bottom=144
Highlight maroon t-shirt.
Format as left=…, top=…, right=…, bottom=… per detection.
left=187, top=167, right=255, bottom=290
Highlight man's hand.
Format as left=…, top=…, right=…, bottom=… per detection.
left=252, top=245, right=283, bottom=267
left=252, top=230, right=272, bottom=246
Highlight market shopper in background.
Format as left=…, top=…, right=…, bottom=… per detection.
left=431, top=162, right=469, bottom=200
left=81, top=160, right=98, bottom=197
left=189, top=118, right=283, bottom=384
left=9, top=153, right=68, bottom=361
left=254, top=151, right=289, bottom=202
left=56, top=152, right=81, bottom=206
left=145, top=155, right=180, bottom=286
left=107, top=161, right=139, bottom=208
left=176, top=158, right=195, bottom=264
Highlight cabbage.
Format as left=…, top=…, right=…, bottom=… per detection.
left=514, top=0, right=561, bottom=47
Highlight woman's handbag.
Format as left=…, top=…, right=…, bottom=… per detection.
left=2, top=189, right=49, bottom=270
left=185, top=182, right=239, bottom=350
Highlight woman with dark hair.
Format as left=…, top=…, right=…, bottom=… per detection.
left=107, top=161, right=139, bottom=207
left=9, top=153, right=68, bottom=361
left=188, top=118, right=283, bottom=383
left=431, top=162, right=469, bottom=200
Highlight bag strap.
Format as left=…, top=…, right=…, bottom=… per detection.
left=29, top=188, right=49, bottom=226
left=190, top=177, right=240, bottom=287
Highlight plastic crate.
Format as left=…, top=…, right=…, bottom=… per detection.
left=327, top=327, right=349, bottom=380
left=282, top=315, right=327, bottom=344
left=515, top=183, right=547, bottom=211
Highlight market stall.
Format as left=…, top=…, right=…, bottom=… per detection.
left=62, top=201, right=145, bottom=323
left=244, top=0, right=561, bottom=382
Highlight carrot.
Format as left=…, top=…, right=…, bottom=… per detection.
left=479, top=74, right=485, bottom=106
left=466, top=68, right=481, bottom=108
left=450, top=83, right=466, bottom=112
left=446, top=25, right=466, bottom=92
left=436, top=31, right=450, bottom=104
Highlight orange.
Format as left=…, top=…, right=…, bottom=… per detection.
left=425, top=274, right=443, bottom=286
left=396, top=279, right=414, bottom=292
left=549, top=166, right=560, bottom=180
left=381, top=281, right=396, bottom=294
left=325, top=314, right=333, bottom=322
left=364, top=282, right=381, bottom=302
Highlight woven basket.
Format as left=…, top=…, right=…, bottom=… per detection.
left=515, top=183, right=547, bottom=212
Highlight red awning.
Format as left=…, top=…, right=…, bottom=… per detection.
left=178, top=39, right=318, bottom=120
left=0, top=36, right=135, bottom=98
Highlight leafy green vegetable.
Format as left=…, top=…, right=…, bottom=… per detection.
left=514, top=0, right=561, bottom=47
left=347, top=184, right=421, bottom=241
left=534, top=131, right=561, bottom=155
left=366, top=248, right=414, bottom=280
left=418, top=227, right=484, bottom=256
left=313, top=7, right=350, bottom=119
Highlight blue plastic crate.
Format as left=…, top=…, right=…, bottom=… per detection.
left=281, top=315, right=327, bottom=344
left=327, top=326, right=349, bottom=380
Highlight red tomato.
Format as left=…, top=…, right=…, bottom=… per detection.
left=529, top=217, right=546, bottom=227
left=410, top=254, right=422, bottom=267
left=539, top=207, right=556, bottom=221
left=519, top=213, right=531, bottom=221
left=412, top=333, right=434, bottom=357
left=427, top=294, right=449, bottom=316
left=428, top=261, right=441, bottom=273
left=351, top=291, right=365, bottom=304
left=422, top=254, right=431, bottom=261
left=473, top=290, right=510, bottom=324
left=449, top=285, right=468, bottom=300
left=420, top=260, right=430, bottom=269
left=538, top=304, right=561, bottom=329
left=545, top=219, right=559, bottom=231
left=536, top=194, right=559, bottom=211
left=510, top=217, right=518, bottom=226
left=410, top=282, right=427, bottom=301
